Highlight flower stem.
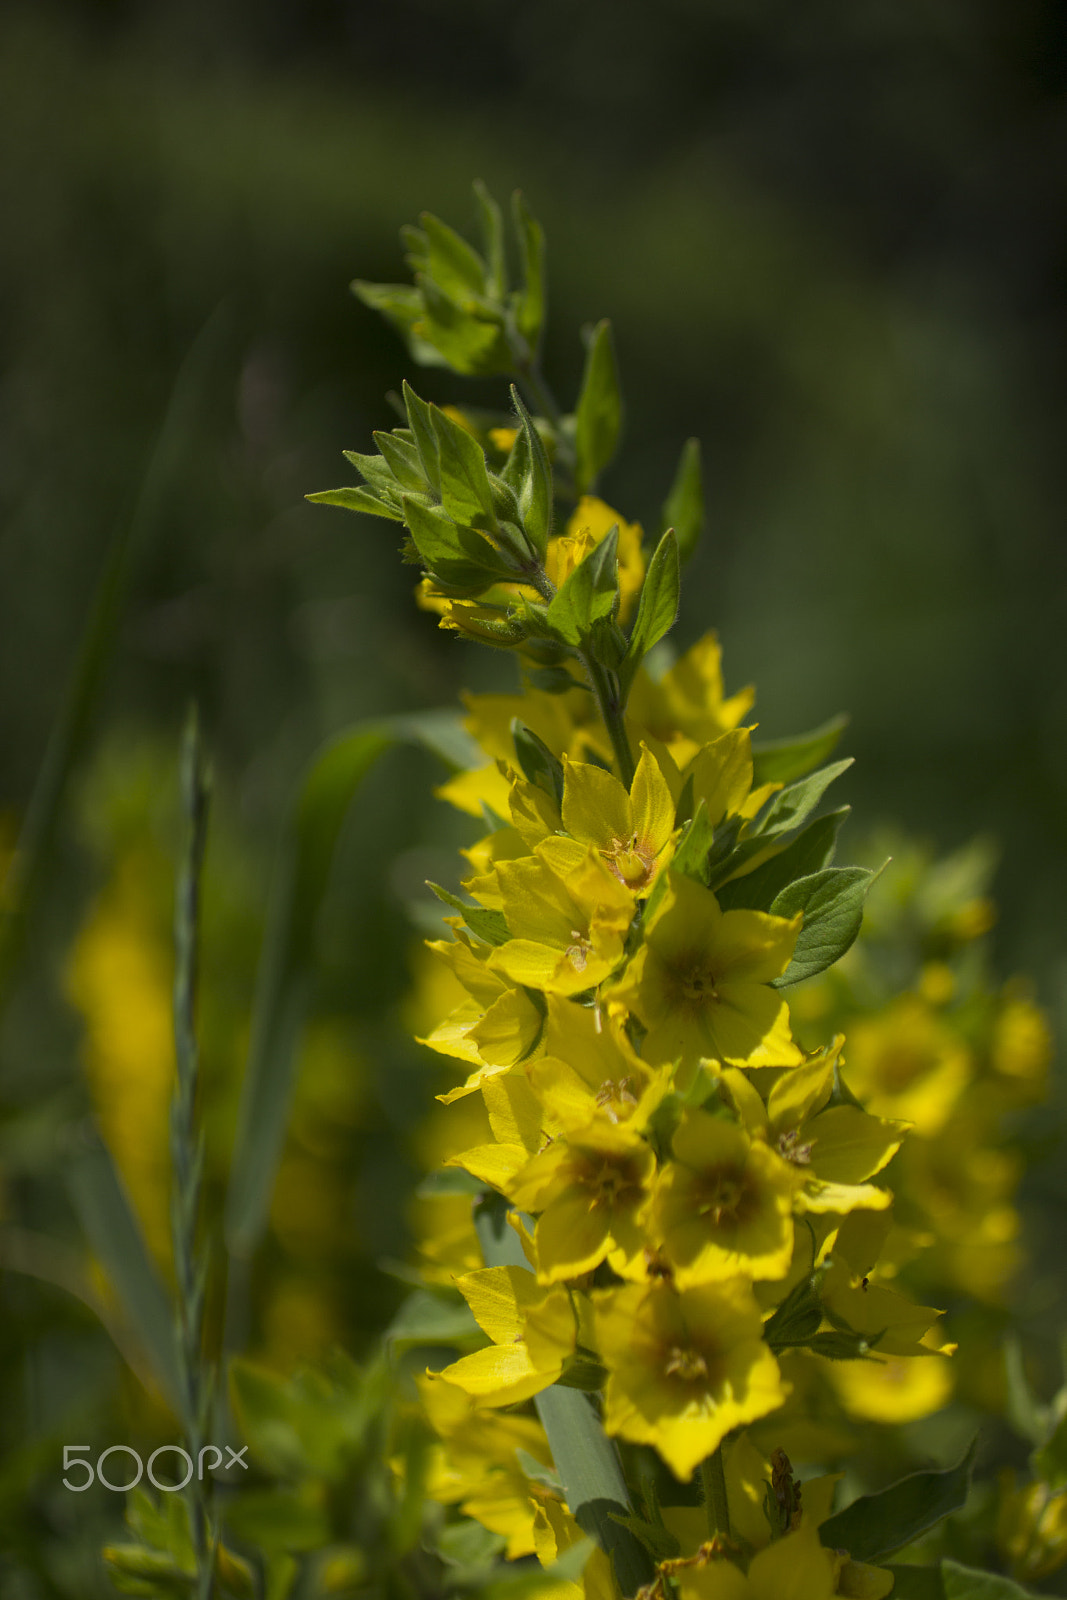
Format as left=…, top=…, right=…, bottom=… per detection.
left=701, top=1446, right=731, bottom=1542
left=582, top=651, right=636, bottom=788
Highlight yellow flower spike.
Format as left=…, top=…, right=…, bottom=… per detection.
left=434, top=1264, right=576, bottom=1406
left=527, top=994, right=672, bottom=1136
left=670, top=1521, right=836, bottom=1600
left=613, top=872, right=802, bottom=1078
left=507, top=1118, right=657, bottom=1284
left=593, top=1278, right=788, bottom=1480
left=560, top=744, right=677, bottom=896
left=491, top=845, right=635, bottom=997
left=653, top=1109, right=797, bottom=1286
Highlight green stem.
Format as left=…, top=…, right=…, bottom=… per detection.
left=582, top=652, right=636, bottom=788
left=701, top=1447, right=731, bottom=1543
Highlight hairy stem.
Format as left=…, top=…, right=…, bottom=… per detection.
left=582, top=652, right=636, bottom=788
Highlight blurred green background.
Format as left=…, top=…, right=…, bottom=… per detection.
left=1, top=0, right=1066, bottom=1589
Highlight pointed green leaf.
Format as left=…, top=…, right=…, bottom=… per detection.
left=307, top=485, right=404, bottom=521
left=660, top=437, right=704, bottom=564
left=370, top=431, right=426, bottom=493
left=668, top=802, right=715, bottom=888
left=753, top=758, right=854, bottom=841
left=715, top=807, right=849, bottom=912
left=546, top=525, right=618, bottom=645
left=510, top=386, right=553, bottom=559
left=771, top=866, right=875, bottom=986
left=619, top=529, right=680, bottom=696
left=417, top=272, right=509, bottom=376
left=511, top=719, right=565, bottom=807
left=474, top=180, right=507, bottom=300
left=432, top=405, right=496, bottom=526
left=574, top=319, right=622, bottom=495
left=420, top=211, right=487, bottom=300
left=819, top=1443, right=975, bottom=1564
left=751, top=714, right=850, bottom=787
left=511, top=191, right=546, bottom=352
left=427, top=882, right=511, bottom=946
left=402, top=381, right=442, bottom=495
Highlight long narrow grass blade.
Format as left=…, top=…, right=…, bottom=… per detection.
left=0, top=307, right=230, bottom=1013
left=66, top=1123, right=182, bottom=1413
left=223, top=724, right=395, bottom=1262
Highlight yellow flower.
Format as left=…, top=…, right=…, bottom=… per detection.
left=507, top=1118, right=656, bottom=1283
left=842, top=995, right=970, bottom=1135
left=419, top=932, right=543, bottom=1102
left=593, top=1279, right=787, bottom=1480
left=825, top=1351, right=954, bottom=1424
left=434, top=1265, right=576, bottom=1406
left=559, top=744, right=676, bottom=896
left=528, top=995, right=670, bottom=1133
left=669, top=1522, right=836, bottom=1599
left=613, top=873, right=802, bottom=1078
left=653, top=1110, right=797, bottom=1286
left=626, top=632, right=755, bottom=769
left=998, top=1473, right=1067, bottom=1584
left=490, top=845, right=635, bottom=996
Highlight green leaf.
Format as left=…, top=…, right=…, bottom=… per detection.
left=941, top=1561, right=1039, bottom=1599
left=771, top=866, right=875, bottom=986
left=546, top=525, right=618, bottom=645
left=225, top=1486, right=330, bottom=1556
left=751, top=714, right=850, bottom=787
left=574, top=319, right=622, bottom=494
left=763, top=1273, right=825, bottom=1352
left=819, top=1443, right=975, bottom=1564
left=66, top=1127, right=182, bottom=1416
left=715, top=808, right=849, bottom=912
left=510, top=385, right=552, bottom=559
left=511, top=190, right=546, bottom=352
left=351, top=279, right=448, bottom=368
left=527, top=665, right=586, bottom=694
left=659, top=437, right=704, bottom=564
left=753, top=758, right=854, bottom=841
left=435, top=1519, right=508, bottom=1568
left=512, top=719, right=565, bottom=807
left=619, top=529, right=680, bottom=696
left=474, top=180, right=507, bottom=300
left=432, top=404, right=497, bottom=527
left=402, top=380, right=442, bottom=495
left=418, top=272, right=509, bottom=376
left=306, top=485, right=404, bottom=521
left=668, top=802, right=715, bottom=887
left=419, top=210, right=487, bottom=300
left=385, top=1289, right=478, bottom=1349
left=427, top=881, right=511, bottom=946
left=224, top=724, right=394, bottom=1259
left=402, top=495, right=510, bottom=591
left=370, top=431, right=426, bottom=494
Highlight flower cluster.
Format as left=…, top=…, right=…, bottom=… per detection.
left=311, top=186, right=1046, bottom=1600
